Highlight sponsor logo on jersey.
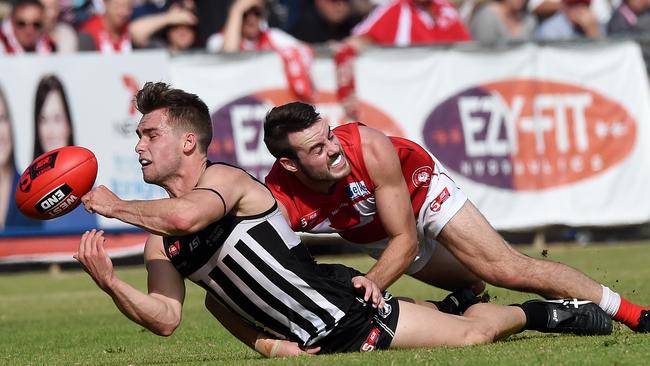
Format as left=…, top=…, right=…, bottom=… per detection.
left=360, top=327, right=380, bottom=352
left=430, top=187, right=450, bottom=213
left=19, top=151, right=59, bottom=192
left=346, top=181, right=370, bottom=201
left=168, top=241, right=181, bottom=258
left=422, top=79, right=636, bottom=190
left=411, top=166, right=433, bottom=187
left=35, top=184, right=78, bottom=217
left=207, top=90, right=402, bottom=181
left=299, top=210, right=319, bottom=228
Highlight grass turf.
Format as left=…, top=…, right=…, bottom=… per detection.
left=1, top=242, right=649, bottom=365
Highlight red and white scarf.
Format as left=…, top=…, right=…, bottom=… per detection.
left=0, top=18, right=53, bottom=54
left=218, top=27, right=315, bottom=101
left=80, top=15, right=131, bottom=54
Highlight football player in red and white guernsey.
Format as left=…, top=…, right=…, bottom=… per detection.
left=263, top=101, right=650, bottom=333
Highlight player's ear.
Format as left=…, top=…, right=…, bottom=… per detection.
left=279, top=157, right=298, bottom=173
left=183, top=133, right=196, bottom=153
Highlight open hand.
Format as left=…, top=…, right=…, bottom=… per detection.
left=352, top=275, right=385, bottom=309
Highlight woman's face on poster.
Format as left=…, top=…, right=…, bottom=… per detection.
left=38, top=89, right=70, bottom=152
left=0, top=97, right=12, bottom=167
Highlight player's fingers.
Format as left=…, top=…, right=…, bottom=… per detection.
left=96, top=231, right=107, bottom=257
left=84, top=229, right=97, bottom=258
left=363, top=281, right=372, bottom=302
left=376, top=292, right=385, bottom=309
left=303, top=346, right=320, bottom=355
left=77, top=230, right=90, bottom=260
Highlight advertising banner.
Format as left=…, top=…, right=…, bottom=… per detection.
left=0, top=51, right=169, bottom=260
left=2, top=41, right=649, bottom=259
left=356, top=41, right=650, bottom=229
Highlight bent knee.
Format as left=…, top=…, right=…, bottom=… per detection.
left=462, top=324, right=498, bottom=345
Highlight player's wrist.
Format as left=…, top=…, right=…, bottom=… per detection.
left=254, top=334, right=282, bottom=358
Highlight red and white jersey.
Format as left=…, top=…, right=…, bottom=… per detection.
left=265, top=122, right=435, bottom=244
left=79, top=15, right=131, bottom=53
left=352, top=0, right=471, bottom=46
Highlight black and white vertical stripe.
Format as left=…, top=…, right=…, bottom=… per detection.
left=190, top=209, right=347, bottom=346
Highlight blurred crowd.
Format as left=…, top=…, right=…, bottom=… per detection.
left=1, top=0, right=649, bottom=56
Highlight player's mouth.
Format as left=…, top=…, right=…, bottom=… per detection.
left=139, top=158, right=152, bottom=169
left=329, top=152, right=345, bottom=169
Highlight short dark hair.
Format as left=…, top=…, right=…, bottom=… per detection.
left=135, top=81, right=212, bottom=154
left=263, top=102, right=321, bottom=159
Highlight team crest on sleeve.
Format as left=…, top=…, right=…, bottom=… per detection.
left=411, top=166, right=433, bottom=187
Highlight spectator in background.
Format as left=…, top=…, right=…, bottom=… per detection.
left=79, top=0, right=134, bottom=52
left=42, top=0, right=79, bottom=52
left=350, top=0, right=472, bottom=46
left=207, top=0, right=316, bottom=101
left=32, top=74, right=98, bottom=231
left=0, top=0, right=55, bottom=54
left=129, top=0, right=198, bottom=53
left=534, top=0, right=603, bottom=39
left=289, top=0, right=365, bottom=44
left=469, top=0, right=536, bottom=43
left=608, top=0, right=650, bottom=34
left=527, top=0, right=615, bottom=29
left=0, top=86, right=42, bottom=231
left=334, top=0, right=471, bottom=119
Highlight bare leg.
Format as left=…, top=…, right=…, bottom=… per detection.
left=411, top=243, right=486, bottom=294
left=390, top=301, right=526, bottom=349
left=437, top=201, right=603, bottom=302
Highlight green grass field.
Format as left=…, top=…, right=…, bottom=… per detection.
left=1, top=242, right=649, bottom=365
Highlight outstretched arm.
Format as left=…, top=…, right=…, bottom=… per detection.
left=81, top=165, right=256, bottom=237
left=74, top=232, right=185, bottom=336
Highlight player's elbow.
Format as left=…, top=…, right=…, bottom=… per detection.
left=405, top=240, right=418, bottom=263
left=151, top=317, right=181, bottom=337
left=166, top=211, right=200, bottom=235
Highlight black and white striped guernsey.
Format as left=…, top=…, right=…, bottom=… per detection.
left=163, top=203, right=362, bottom=346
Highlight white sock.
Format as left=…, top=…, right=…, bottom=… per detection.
left=599, top=285, right=621, bottom=317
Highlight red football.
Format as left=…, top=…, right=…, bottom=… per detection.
left=15, top=146, right=98, bottom=220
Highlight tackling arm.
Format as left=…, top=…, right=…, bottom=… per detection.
left=359, top=126, right=419, bottom=289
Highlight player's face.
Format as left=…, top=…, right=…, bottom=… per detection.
left=0, top=99, right=12, bottom=166
left=135, top=108, right=184, bottom=185
left=287, top=119, right=351, bottom=185
left=38, top=90, right=70, bottom=152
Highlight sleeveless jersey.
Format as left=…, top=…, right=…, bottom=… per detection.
left=163, top=198, right=363, bottom=346
left=265, top=122, right=435, bottom=244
